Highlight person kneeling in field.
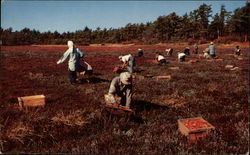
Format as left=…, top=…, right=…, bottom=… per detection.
left=57, top=40, right=84, bottom=85
left=155, top=52, right=167, bottom=65
left=178, top=52, right=186, bottom=62
left=107, top=72, right=132, bottom=108
left=119, top=54, right=135, bottom=73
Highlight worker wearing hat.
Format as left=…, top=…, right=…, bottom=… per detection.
left=107, top=72, right=133, bottom=108
left=118, top=54, right=135, bottom=73
left=57, top=40, right=84, bottom=85
left=209, top=42, right=216, bottom=58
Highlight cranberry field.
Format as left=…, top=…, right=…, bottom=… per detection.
left=0, top=43, right=249, bottom=154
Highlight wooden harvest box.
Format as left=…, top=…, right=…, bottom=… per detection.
left=153, top=75, right=171, bottom=80
left=104, top=94, right=132, bottom=112
left=18, top=95, right=45, bottom=108
left=178, top=117, right=215, bottom=141
left=169, top=67, right=180, bottom=70
left=225, top=65, right=234, bottom=69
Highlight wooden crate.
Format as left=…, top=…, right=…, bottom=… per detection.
left=18, top=95, right=45, bottom=108
left=104, top=94, right=132, bottom=112
left=153, top=75, right=171, bottom=80
left=225, top=65, right=234, bottom=69
left=178, top=117, right=215, bottom=141
left=169, top=67, right=180, bottom=70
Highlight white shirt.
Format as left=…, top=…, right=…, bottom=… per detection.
left=57, top=47, right=84, bottom=71
left=178, top=53, right=185, bottom=59
left=121, top=54, right=132, bottom=63
left=165, top=48, right=171, bottom=52
left=157, top=55, right=165, bottom=61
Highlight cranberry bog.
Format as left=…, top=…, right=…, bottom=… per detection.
left=0, top=43, right=249, bottom=154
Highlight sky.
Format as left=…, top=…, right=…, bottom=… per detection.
left=1, top=1, right=247, bottom=33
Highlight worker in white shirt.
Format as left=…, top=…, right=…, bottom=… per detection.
left=178, top=52, right=186, bottom=62
left=118, top=54, right=135, bottom=73
left=57, top=40, right=84, bottom=85
left=155, top=52, right=167, bottom=65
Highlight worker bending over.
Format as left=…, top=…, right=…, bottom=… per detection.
left=155, top=52, right=167, bottom=65
left=178, top=52, right=186, bottom=62
left=119, top=54, right=135, bottom=73
left=108, top=72, right=132, bottom=108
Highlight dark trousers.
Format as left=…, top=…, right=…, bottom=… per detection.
left=158, top=59, right=167, bottom=65
left=180, top=57, right=185, bottom=62
left=69, top=70, right=77, bottom=84
left=194, top=49, right=198, bottom=54
left=210, top=54, right=216, bottom=59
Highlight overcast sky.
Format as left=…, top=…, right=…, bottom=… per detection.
left=1, top=1, right=246, bottom=33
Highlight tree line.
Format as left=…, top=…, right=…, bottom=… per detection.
left=1, top=3, right=249, bottom=45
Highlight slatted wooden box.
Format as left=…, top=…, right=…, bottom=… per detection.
left=178, top=117, right=215, bottom=141
left=18, top=95, right=45, bottom=109
left=104, top=94, right=132, bottom=112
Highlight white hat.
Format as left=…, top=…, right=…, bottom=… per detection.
left=120, top=72, right=132, bottom=85
left=67, top=40, right=74, bottom=48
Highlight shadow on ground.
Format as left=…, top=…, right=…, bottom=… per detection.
left=79, top=77, right=109, bottom=84
left=133, top=100, right=169, bottom=113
